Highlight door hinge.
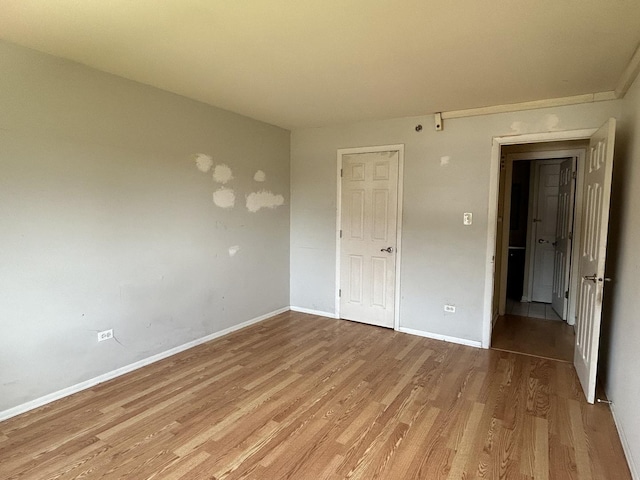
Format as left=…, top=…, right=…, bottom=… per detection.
left=500, top=160, right=506, bottom=170
left=572, top=171, right=577, bottom=180
left=565, top=290, right=569, bottom=299
left=340, top=230, right=342, bottom=238
left=340, top=168, right=343, bottom=178
left=568, top=231, right=573, bottom=240
left=339, top=289, right=341, bottom=297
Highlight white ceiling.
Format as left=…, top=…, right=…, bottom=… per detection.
left=0, top=1, right=639, bottom=129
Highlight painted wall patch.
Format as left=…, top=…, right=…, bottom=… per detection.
left=246, top=190, right=284, bottom=213
left=213, top=188, right=236, bottom=209
left=194, top=153, right=213, bottom=172
left=213, top=164, right=234, bottom=184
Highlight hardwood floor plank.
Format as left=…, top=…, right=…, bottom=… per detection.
left=535, top=417, right=550, bottom=480
left=380, top=349, right=431, bottom=405
left=0, top=312, right=631, bottom=479
left=568, top=399, right=593, bottom=480
left=96, top=365, right=243, bottom=440
left=445, top=401, right=484, bottom=479
left=382, top=405, right=441, bottom=478
left=520, top=413, right=537, bottom=478
left=336, top=399, right=385, bottom=446
left=153, top=451, right=210, bottom=480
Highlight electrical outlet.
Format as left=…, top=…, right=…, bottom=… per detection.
left=98, top=329, right=113, bottom=342
left=463, top=212, right=473, bottom=225
left=444, top=305, right=456, bottom=313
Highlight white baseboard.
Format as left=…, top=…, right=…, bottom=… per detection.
left=0, top=306, right=289, bottom=422
left=398, top=327, right=482, bottom=348
left=290, top=306, right=339, bottom=319
left=609, top=401, right=639, bottom=480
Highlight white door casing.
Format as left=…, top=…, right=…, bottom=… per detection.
left=574, top=118, right=616, bottom=404
left=551, top=158, right=576, bottom=319
left=531, top=161, right=561, bottom=303
left=337, top=147, right=403, bottom=329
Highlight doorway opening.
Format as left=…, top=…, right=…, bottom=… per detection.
left=484, top=121, right=616, bottom=403
left=491, top=141, right=588, bottom=362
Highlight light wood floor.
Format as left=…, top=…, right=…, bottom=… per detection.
left=0, top=311, right=630, bottom=479
left=492, top=315, right=575, bottom=363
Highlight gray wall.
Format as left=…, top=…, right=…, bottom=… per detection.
left=290, top=102, right=621, bottom=343
left=604, top=72, right=640, bottom=478
left=0, top=41, right=290, bottom=413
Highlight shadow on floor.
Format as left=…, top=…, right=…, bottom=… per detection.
left=506, top=298, right=562, bottom=320
left=491, top=314, right=575, bottom=362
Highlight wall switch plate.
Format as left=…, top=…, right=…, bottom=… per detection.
left=98, top=329, right=113, bottom=342
left=463, top=212, right=473, bottom=225
left=444, top=305, right=456, bottom=313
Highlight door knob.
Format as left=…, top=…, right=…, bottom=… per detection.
left=380, top=247, right=393, bottom=253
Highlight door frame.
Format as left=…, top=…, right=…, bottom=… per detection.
left=336, top=144, right=405, bottom=331
left=483, top=130, right=596, bottom=348
left=498, top=150, right=585, bottom=320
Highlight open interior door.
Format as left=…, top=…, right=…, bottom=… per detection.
left=574, top=118, right=616, bottom=404
left=552, top=157, right=576, bottom=320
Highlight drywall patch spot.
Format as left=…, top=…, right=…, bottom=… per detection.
left=511, top=115, right=560, bottom=135
left=246, top=190, right=284, bottom=213
left=254, top=170, right=266, bottom=182
left=194, top=153, right=213, bottom=172
left=213, top=164, right=233, bottom=184
left=440, top=156, right=450, bottom=166
left=228, top=245, right=240, bottom=257
left=510, top=121, right=526, bottom=134
left=213, top=188, right=235, bottom=209
left=544, top=114, right=560, bottom=131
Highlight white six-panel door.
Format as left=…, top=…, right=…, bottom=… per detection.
left=532, top=162, right=561, bottom=303
left=574, top=118, right=616, bottom=404
left=340, top=151, right=399, bottom=328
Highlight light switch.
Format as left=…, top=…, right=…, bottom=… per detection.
left=463, top=212, right=473, bottom=225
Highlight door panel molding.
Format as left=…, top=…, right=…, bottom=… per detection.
left=336, top=144, right=404, bottom=331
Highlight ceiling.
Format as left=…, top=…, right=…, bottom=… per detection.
left=0, top=1, right=639, bottom=129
